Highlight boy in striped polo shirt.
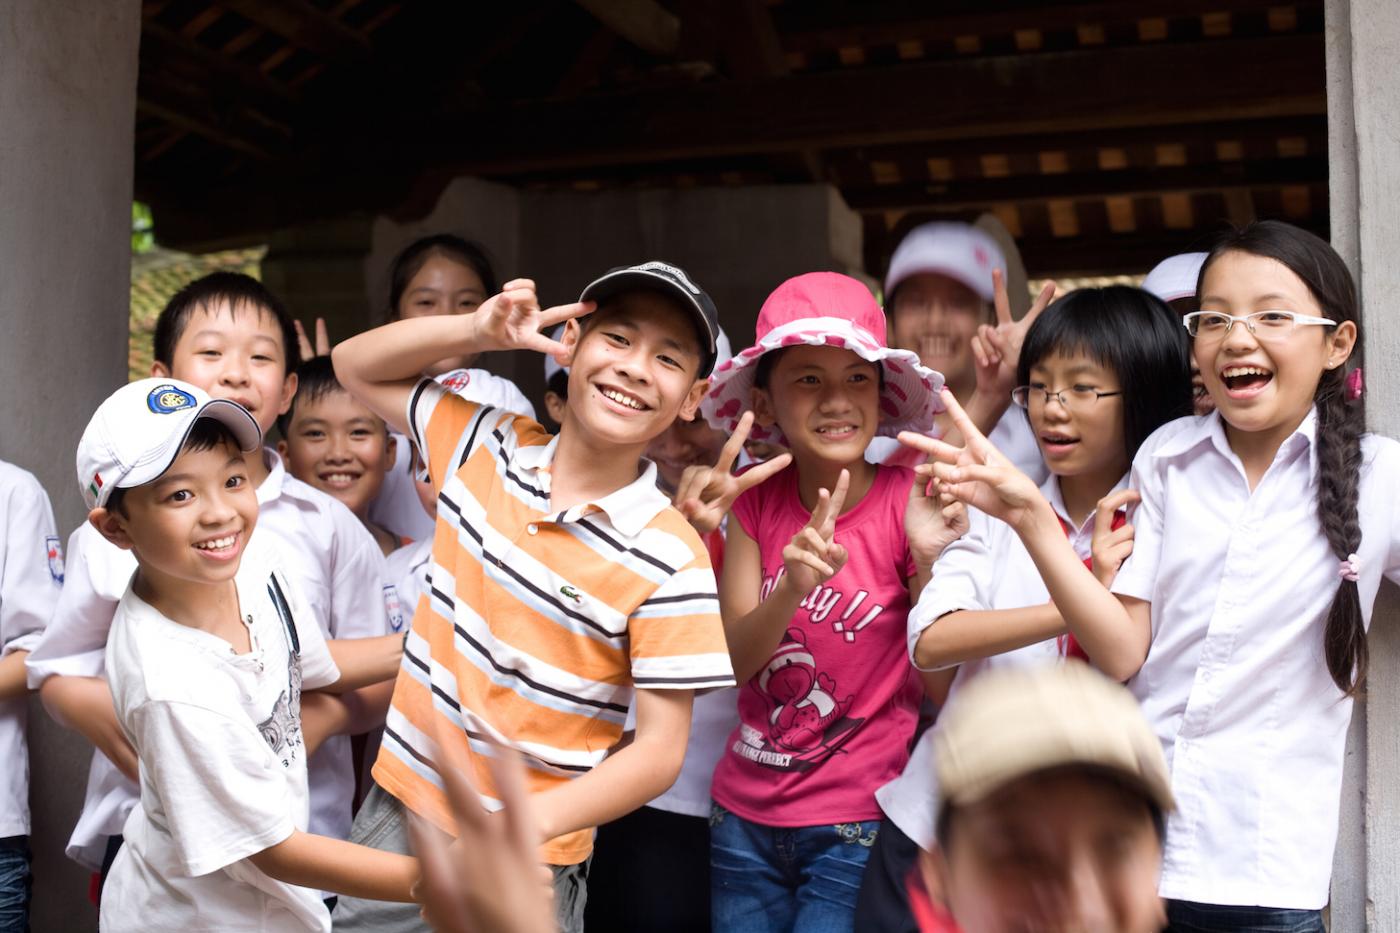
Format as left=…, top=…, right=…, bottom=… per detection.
left=331, top=264, right=736, bottom=933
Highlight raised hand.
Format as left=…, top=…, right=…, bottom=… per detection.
left=905, top=473, right=969, bottom=572
left=900, top=389, right=1046, bottom=531
left=1090, top=489, right=1140, bottom=588
left=781, top=469, right=851, bottom=594
left=971, top=269, right=1058, bottom=404
left=293, top=317, right=331, bottom=360
left=474, top=278, right=593, bottom=362
left=674, top=412, right=793, bottom=534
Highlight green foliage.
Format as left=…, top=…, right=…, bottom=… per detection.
left=132, top=202, right=155, bottom=254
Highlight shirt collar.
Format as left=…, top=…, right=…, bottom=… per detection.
left=1040, top=472, right=1130, bottom=537
left=257, top=447, right=284, bottom=505
left=511, top=436, right=671, bottom=538
left=1151, top=409, right=1319, bottom=478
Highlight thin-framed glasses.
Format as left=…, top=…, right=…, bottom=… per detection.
left=1183, top=310, right=1336, bottom=341
left=1011, top=385, right=1124, bottom=410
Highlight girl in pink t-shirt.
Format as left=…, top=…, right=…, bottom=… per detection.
left=700, top=272, right=964, bottom=932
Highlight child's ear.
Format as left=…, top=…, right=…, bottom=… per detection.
left=89, top=508, right=134, bottom=551
left=750, top=387, right=778, bottom=427
left=276, top=372, right=298, bottom=417
left=275, top=439, right=290, bottom=460
left=678, top=379, right=709, bottom=423
left=558, top=319, right=582, bottom=368
left=383, top=432, right=398, bottom=470
left=150, top=360, right=171, bottom=378
left=1326, top=321, right=1358, bottom=371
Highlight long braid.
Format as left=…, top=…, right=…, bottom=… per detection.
left=1315, top=365, right=1367, bottom=694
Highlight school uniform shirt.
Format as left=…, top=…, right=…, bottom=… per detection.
left=101, top=539, right=340, bottom=933
left=876, top=474, right=1125, bottom=849
left=710, top=463, right=922, bottom=827
left=370, top=368, right=536, bottom=542
left=1112, top=409, right=1400, bottom=910
left=372, top=381, right=734, bottom=866
left=26, top=449, right=391, bottom=868
left=384, top=537, right=431, bottom=636
left=0, top=461, right=62, bottom=837
left=866, top=406, right=1049, bottom=487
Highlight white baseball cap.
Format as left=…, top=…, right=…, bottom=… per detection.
left=77, top=378, right=262, bottom=510
left=1142, top=252, right=1208, bottom=303
left=884, top=222, right=1008, bottom=303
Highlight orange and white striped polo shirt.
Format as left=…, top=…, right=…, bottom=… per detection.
left=373, top=380, right=734, bottom=865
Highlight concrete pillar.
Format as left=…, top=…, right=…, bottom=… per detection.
left=0, top=1, right=141, bottom=929
left=1327, top=0, right=1400, bottom=928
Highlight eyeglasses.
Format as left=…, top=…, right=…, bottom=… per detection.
left=1011, top=385, right=1123, bottom=410
left=1183, top=310, right=1336, bottom=341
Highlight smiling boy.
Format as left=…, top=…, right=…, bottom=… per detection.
left=330, top=263, right=736, bottom=933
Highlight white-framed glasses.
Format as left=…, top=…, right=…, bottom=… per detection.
left=1011, top=384, right=1123, bottom=410
left=1183, top=310, right=1336, bottom=341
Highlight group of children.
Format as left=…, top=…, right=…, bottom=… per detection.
left=0, top=217, right=1389, bottom=933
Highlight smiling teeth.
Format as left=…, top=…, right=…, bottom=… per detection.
left=195, top=535, right=236, bottom=551
left=325, top=473, right=357, bottom=484
left=1223, top=366, right=1270, bottom=378
left=601, top=388, right=644, bottom=410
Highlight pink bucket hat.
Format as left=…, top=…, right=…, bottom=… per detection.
left=702, top=272, right=944, bottom=444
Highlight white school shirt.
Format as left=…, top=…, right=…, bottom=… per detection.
left=0, top=461, right=62, bottom=836
left=26, top=449, right=391, bottom=867
left=101, top=540, right=340, bottom=933
left=370, top=368, right=536, bottom=541
left=384, top=537, right=431, bottom=633
left=875, top=474, right=1119, bottom=849
left=866, top=407, right=1049, bottom=487
left=1112, top=410, right=1400, bottom=910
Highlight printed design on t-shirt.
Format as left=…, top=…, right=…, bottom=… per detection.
left=384, top=583, right=406, bottom=633
left=760, top=568, right=886, bottom=643
left=439, top=370, right=472, bottom=394
left=260, top=574, right=306, bottom=769
left=45, top=535, right=64, bottom=584
left=731, top=628, right=862, bottom=772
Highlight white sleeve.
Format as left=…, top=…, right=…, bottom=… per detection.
left=324, top=498, right=393, bottom=640
left=1111, top=451, right=1165, bottom=604
left=25, top=523, right=131, bottom=686
left=907, top=511, right=999, bottom=671
left=494, top=377, right=537, bottom=422
left=1, top=469, right=61, bottom=655
left=129, top=700, right=296, bottom=877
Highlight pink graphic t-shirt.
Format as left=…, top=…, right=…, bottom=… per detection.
left=711, top=463, right=922, bottom=826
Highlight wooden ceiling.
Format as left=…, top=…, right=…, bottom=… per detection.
left=135, top=0, right=1328, bottom=276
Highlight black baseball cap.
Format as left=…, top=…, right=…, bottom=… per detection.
left=578, top=261, right=720, bottom=377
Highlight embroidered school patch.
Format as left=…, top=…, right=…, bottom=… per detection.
left=146, top=384, right=197, bottom=414
left=45, top=535, right=63, bottom=584
left=383, top=583, right=406, bottom=632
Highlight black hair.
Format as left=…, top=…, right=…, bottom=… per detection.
left=1016, top=286, right=1193, bottom=463
left=1199, top=220, right=1366, bottom=695
left=276, top=355, right=351, bottom=438
left=546, top=368, right=569, bottom=401
left=387, top=234, right=498, bottom=318
left=106, top=418, right=245, bottom=518
left=154, top=272, right=300, bottom=376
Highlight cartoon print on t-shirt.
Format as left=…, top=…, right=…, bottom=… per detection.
left=259, top=573, right=307, bottom=768
left=729, top=628, right=862, bottom=771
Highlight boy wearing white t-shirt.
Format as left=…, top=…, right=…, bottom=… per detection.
left=81, top=380, right=421, bottom=932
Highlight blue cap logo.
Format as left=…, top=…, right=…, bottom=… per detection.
left=147, top=384, right=196, bottom=414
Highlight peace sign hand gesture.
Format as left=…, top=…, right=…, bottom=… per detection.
left=473, top=278, right=594, bottom=364
left=781, top=469, right=851, bottom=594
left=905, top=471, right=969, bottom=573
left=674, top=412, right=793, bottom=534
left=900, top=389, right=1049, bottom=533
left=971, top=269, right=1057, bottom=404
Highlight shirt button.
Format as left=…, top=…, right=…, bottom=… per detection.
left=527, top=524, right=538, bottom=535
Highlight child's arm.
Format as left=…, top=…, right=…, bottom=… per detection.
left=720, top=472, right=850, bottom=685
left=38, top=674, right=138, bottom=780
left=902, top=391, right=1153, bottom=681
left=0, top=652, right=29, bottom=702
left=324, top=634, right=403, bottom=690
left=247, top=831, right=419, bottom=903
left=0, top=470, right=61, bottom=700
left=531, top=686, right=693, bottom=842
left=333, top=281, right=591, bottom=436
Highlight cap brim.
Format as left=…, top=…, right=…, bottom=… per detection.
left=943, top=758, right=1176, bottom=817
left=579, top=269, right=718, bottom=372
left=118, top=400, right=264, bottom=493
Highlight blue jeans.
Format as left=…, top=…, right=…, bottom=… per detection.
left=710, top=802, right=878, bottom=933
left=0, top=837, right=31, bottom=933
left=1166, top=900, right=1324, bottom=932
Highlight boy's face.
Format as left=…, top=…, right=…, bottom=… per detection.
left=277, top=389, right=395, bottom=518
left=153, top=299, right=296, bottom=436
left=645, top=413, right=727, bottom=494
left=891, top=273, right=987, bottom=395
left=925, top=769, right=1166, bottom=933
left=560, top=294, right=708, bottom=450
left=93, top=441, right=258, bottom=590
left=752, top=345, right=880, bottom=469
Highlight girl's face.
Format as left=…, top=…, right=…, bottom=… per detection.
left=397, top=254, right=489, bottom=375
left=753, top=346, right=880, bottom=469
left=1026, top=352, right=1129, bottom=482
left=1196, top=251, right=1356, bottom=440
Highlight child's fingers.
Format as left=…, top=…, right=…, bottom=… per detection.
left=1023, top=280, right=1058, bottom=326
left=805, top=487, right=832, bottom=530
left=824, top=469, right=851, bottom=528
left=407, top=817, right=467, bottom=932
left=938, top=390, right=995, bottom=457
left=992, top=268, right=1012, bottom=326
left=733, top=452, right=792, bottom=495
left=482, top=746, right=538, bottom=855
left=784, top=547, right=835, bottom=580
left=1093, top=489, right=1141, bottom=540
left=502, top=277, right=536, bottom=292
left=828, top=543, right=849, bottom=574
left=795, top=525, right=831, bottom=561
left=538, top=300, right=595, bottom=329
left=713, top=412, right=752, bottom=475
left=931, top=460, right=1006, bottom=489
left=970, top=333, right=990, bottom=369
left=314, top=317, right=331, bottom=356
left=897, top=431, right=962, bottom=464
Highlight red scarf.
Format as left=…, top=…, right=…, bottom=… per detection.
left=1056, top=511, right=1125, bottom=663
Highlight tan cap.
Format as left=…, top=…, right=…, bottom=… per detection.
left=935, top=663, right=1175, bottom=816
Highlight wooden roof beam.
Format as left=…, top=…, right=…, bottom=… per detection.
left=216, top=0, right=372, bottom=63
left=573, top=0, right=679, bottom=56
